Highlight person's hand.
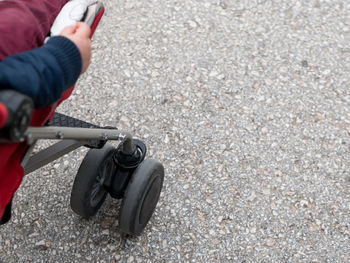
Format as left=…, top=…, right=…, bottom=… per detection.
left=59, top=22, right=91, bottom=73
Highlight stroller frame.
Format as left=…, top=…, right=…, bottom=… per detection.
left=22, top=114, right=135, bottom=175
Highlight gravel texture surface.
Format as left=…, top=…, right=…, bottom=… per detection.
left=1, top=0, right=350, bottom=262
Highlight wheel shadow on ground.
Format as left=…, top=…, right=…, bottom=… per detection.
left=72, top=195, right=141, bottom=250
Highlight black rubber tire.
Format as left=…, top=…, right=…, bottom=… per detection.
left=119, top=159, right=164, bottom=235
left=70, top=144, right=116, bottom=218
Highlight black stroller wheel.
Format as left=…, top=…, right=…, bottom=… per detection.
left=118, top=159, right=164, bottom=236
left=70, top=144, right=116, bottom=218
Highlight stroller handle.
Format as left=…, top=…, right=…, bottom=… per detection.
left=0, top=90, right=33, bottom=142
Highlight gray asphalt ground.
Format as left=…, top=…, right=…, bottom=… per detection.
left=1, top=0, right=350, bottom=262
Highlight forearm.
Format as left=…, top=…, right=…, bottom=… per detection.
left=0, top=36, right=82, bottom=108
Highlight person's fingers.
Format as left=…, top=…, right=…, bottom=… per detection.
left=74, top=22, right=91, bottom=38
left=57, top=22, right=92, bottom=74
left=59, top=24, right=77, bottom=36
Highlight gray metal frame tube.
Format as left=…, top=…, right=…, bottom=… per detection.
left=21, top=126, right=136, bottom=175
left=24, top=140, right=86, bottom=175
left=25, top=127, right=132, bottom=141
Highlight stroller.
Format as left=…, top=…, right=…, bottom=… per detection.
left=0, top=2, right=164, bottom=236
